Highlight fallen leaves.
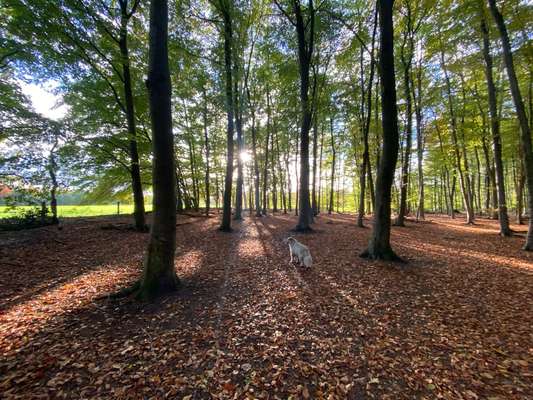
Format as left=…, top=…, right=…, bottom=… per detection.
left=0, top=213, right=532, bottom=399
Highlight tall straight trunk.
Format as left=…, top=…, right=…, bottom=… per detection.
left=234, top=74, right=244, bottom=220
left=295, top=130, right=300, bottom=216
left=328, top=117, right=336, bottom=214
left=48, top=137, right=59, bottom=224
left=395, top=60, right=412, bottom=226
left=440, top=47, right=474, bottom=224
left=482, top=133, right=498, bottom=218
left=185, top=130, right=199, bottom=211
left=275, top=129, right=287, bottom=213
left=271, top=127, right=278, bottom=212
left=481, top=14, right=511, bottom=234
left=357, top=13, right=377, bottom=227
left=220, top=3, right=235, bottom=231
left=318, top=127, right=324, bottom=213
left=311, top=112, right=319, bottom=215
left=396, top=8, right=414, bottom=227
left=292, top=0, right=315, bottom=230
left=284, top=137, right=292, bottom=212
left=262, top=93, right=271, bottom=215
left=361, top=0, right=401, bottom=261
left=489, top=0, right=533, bottom=249
left=119, top=1, right=146, bottom=231
left=477, top=148, right=483, bottom=213
left=175, top=172, right=184, bottom=212
left=460, top=78, right=476, bottom=221
left=516, top=159, right=525, bottom=224
left=413, top=63, right=424, bottom=221
left=250, top=107, right=261, bottom=217
left=139, top=0, right=178, bottom=300
left=202, top=87, right=210, bottom=215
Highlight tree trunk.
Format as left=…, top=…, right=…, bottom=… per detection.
left=360, top=0, right=401, bottom=261
left=48, top=136, right=59, bottom=224
left=413, top=62, right=424, bottom=221
left=202, top=87, right=210, bottom=216
left=139, top=0, right=178, bottom=300
left=516, top=161, right=525, bottom=224
left=395, top=59, right=412, bottom=226
left=234, top=70, right=244, bottom=220
left=481, top=14, right=511, bottom=234
left=328, top=117, right=335, bottom=215
left=440, top=47, right=474, bottom=224
left=488, top=0, right=533, bottom=249
left=262, top=95, right=270, bottom=215
left=219, top=3, right=235, bottom=232
left=250, top=103, right=261, bottom=217
left=311, top=112, right=319, bottom=215
left=293, top=0, right=314, bottom=231
left=271, top=127, right=278, bottom=212
left=285, top=137, right=292, bottom=212
left=119, top=3, right=146, bottom=231
left=357, top=13, right=377, bottom=227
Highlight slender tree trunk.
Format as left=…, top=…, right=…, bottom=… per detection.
left=220, top=3, right=235, bottom=231
left=440, top=48, right=474, bottom=224
left=262, top=96, right=270, bottom=215
left=481, top=14, right=511, bottom=234
left=284, top=138, right=292, bottom=212
left=48, top=136, right=59, bottom=224
left=119, top=3, right=146, bottom=231
left=317, top=126, right=324, bottom=214
left=395, top=59, right=412, bottom=226
left=275, top=128, right=287, bottom=213
left=516, top=160, right=525, bottom=224
left=271, top=128, right=278, bottom=212
left=250, top=108, right=261, bottom=217
left=357, top=13, right=377, bottom=227
left=328, top=117, right=336, bottom=214
left=361, top=0, right=401, bottom=261
left=175, top=172, right=183, bottom=213
left=202, top=87, right=210, bottom=216
left=234, top=72, right=244, bottom=220
left=139, top=0, right=178, bottom=300
left=312, top=112, right=319, bottom=215
left=489, top=0, right=533, bottom=249
left=292, top=0, right=314, bottom=230
left=413, top=62, right=424, bottom=221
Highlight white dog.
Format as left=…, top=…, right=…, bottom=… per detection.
left=286, top=237, right=313, bottom=268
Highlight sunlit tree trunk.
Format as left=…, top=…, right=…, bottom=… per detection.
left=328, top=117, right=335, bottom=215
left=138, top=0, right=178, bottom=300
left=480, top=14, right=511, bottom=235
left=202, top=87, right=210, bottom=216
left=488, top=0, right=533, bottom=249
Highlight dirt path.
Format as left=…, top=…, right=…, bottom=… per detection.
left=0, top=212, right=531, bottom=399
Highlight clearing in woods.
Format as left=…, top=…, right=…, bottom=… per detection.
left=0, top=213, right=531, bottom=399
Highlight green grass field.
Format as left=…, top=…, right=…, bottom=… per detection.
left=0, top=204, right=153, bottom=219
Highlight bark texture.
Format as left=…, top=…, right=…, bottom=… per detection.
left=139, top=0, right=178, bottom=300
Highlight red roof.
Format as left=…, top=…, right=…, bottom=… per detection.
left=0, top=185, right=13, bottom=198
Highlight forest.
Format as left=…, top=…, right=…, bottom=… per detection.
left=0, top=0, right=532, bottom=398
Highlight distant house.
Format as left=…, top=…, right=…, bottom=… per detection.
left=0, top=185, right=13, bottom=198
left=0, top=185, right=13, bottom=204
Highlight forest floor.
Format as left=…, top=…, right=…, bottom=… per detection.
left=0, top=212, right=532, bottom=399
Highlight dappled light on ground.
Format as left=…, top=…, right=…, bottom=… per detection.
left=0, top=213, right=531, bottom=399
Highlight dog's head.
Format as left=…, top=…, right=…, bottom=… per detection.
left=285, top=236, right=295, bottom=244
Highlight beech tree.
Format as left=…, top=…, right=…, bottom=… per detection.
left=360, top=0, right=401, bottom=261
left=137, top=0, right=178, bottom=300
